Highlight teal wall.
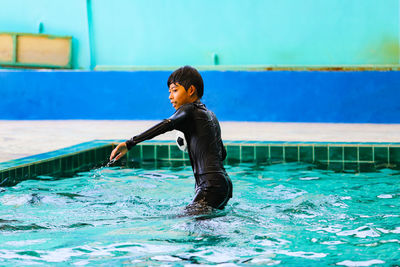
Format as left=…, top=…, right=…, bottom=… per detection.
left=91, top=0, right=400, bottom=67
left=0, top=0, right=399, bottom=69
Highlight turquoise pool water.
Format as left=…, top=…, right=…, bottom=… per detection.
left=0, top=162, right=399, bottom=266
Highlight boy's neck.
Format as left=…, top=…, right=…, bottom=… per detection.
left=188, top=96, right=200, bottom=104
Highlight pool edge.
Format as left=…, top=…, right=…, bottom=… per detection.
left=1, top=140, right=400, bottom=187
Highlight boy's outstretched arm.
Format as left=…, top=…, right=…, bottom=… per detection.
left=109, top=105, right=189, bottom=162
left=109, top=119, right=174, bottom=162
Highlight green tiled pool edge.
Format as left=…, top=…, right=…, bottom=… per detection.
left=1, top=140, right=400, bottom=187
left=0, top=140, right=117, bottom=187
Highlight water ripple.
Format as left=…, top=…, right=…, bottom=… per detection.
left=336, top=259, right=385, bottom=266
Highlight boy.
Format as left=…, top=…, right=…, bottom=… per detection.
left=110, top=66, right=232, bottom=211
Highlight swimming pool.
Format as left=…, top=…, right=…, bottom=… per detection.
left=1, top=140, right=400, bottom=265
left=1, top=161, right=399, bottom=265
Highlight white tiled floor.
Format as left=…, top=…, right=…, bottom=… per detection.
left=1, top=120, right=399, bottom=162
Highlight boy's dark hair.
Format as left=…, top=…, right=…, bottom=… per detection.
left=167, top=66, right=204, bottom=99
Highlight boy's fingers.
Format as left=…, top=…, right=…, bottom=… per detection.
left=109, top=143, right=127, bottom=161
left=110, top=148, right=118, bottom=161
left=115, top=153, right=122, bottom=161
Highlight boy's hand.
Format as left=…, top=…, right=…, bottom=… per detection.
left=110, top=142, right=128, bottom=161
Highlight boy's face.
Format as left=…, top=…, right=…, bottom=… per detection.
left=169, top=83, right=195, bottom=110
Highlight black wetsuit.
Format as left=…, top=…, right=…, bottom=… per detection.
left=126, top=101, right=232, bottom=209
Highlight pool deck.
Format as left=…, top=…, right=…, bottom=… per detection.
left=1, top=120, right=399, bottom=163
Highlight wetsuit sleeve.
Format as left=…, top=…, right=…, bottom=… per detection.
left=125, top=104, right=192, bottom=150
left=167, top=104, right=192, bottom=129
left=125, top=120, right=173, bottom=150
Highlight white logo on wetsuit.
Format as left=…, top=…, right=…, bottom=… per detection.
left=175, top=130, right=188, bottom=152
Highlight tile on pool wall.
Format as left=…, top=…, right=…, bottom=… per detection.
left=184, top=151, right=190, bottom=160
left=389, top=147, right=400, bottom=165
left=314, top=146, right=328, bottom=161
left=16, top=167, right=23, bottom=180
left=1, top=170, right=8, bottom=186
left=9, top=169, right=16, bottom=185
left=66, top=156, right=73, bottom=173
left=54, top=159, right=62, bottom=175
left=60, top=156, right=72, bottom=173
left=170, top=145, right=184, bottom=160
left=344, top=146, right=358, bottom=161
left=285, top=146, right=299, bottom=162
left=89, top=149, right=96, bottom=164
left=359, top=162, right=376, bottom=172
left=359, top=146, right=373, bottom=161
left=374, top=147, right=389, bottom=164
left=241, top=146, right=255, bottom=162
left=127, top=145, right=141, bottom=161
left=270, top=146, right=284, bottom=162
left=78, top=153, right=84, bottom=168
left=329, top=146, right=343, bottom=161
left=95, top=146, right=107, bottom=163
left=156, top=145, right=169, bottom=160
left=255, top=146, right=269, bottom=163
left=73, top=155, right=80, bottom=170
left=29, top=164, right=36, bottom=178
left=48, top=160, right=55, bottom=174
left=36, top=162, right=44, bottom=176
left=227, top=145, right=240, bottom=163
left=329, top=161, right=344, bottom=172
left=142, top=145, right=156, bottom=160
left=344, top=162, right=359, bottom=172
left=2, top=170, right=15, bottom=186
left=61, top=157, right=68, bottom=173
left=299, top=146, right=313, bottom=163
left=82, top=151, right=90, bottom=166
left=315, top=161, right=328, bottom=170
left=23, top=166, right=29, bottom=180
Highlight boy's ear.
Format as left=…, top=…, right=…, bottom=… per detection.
left=188, top=85, right=197, bottom=97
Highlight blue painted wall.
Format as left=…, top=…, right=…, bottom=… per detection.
left=0, top=0, right=398, bottom=69
left=1, top=70, right=399, bottom=123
